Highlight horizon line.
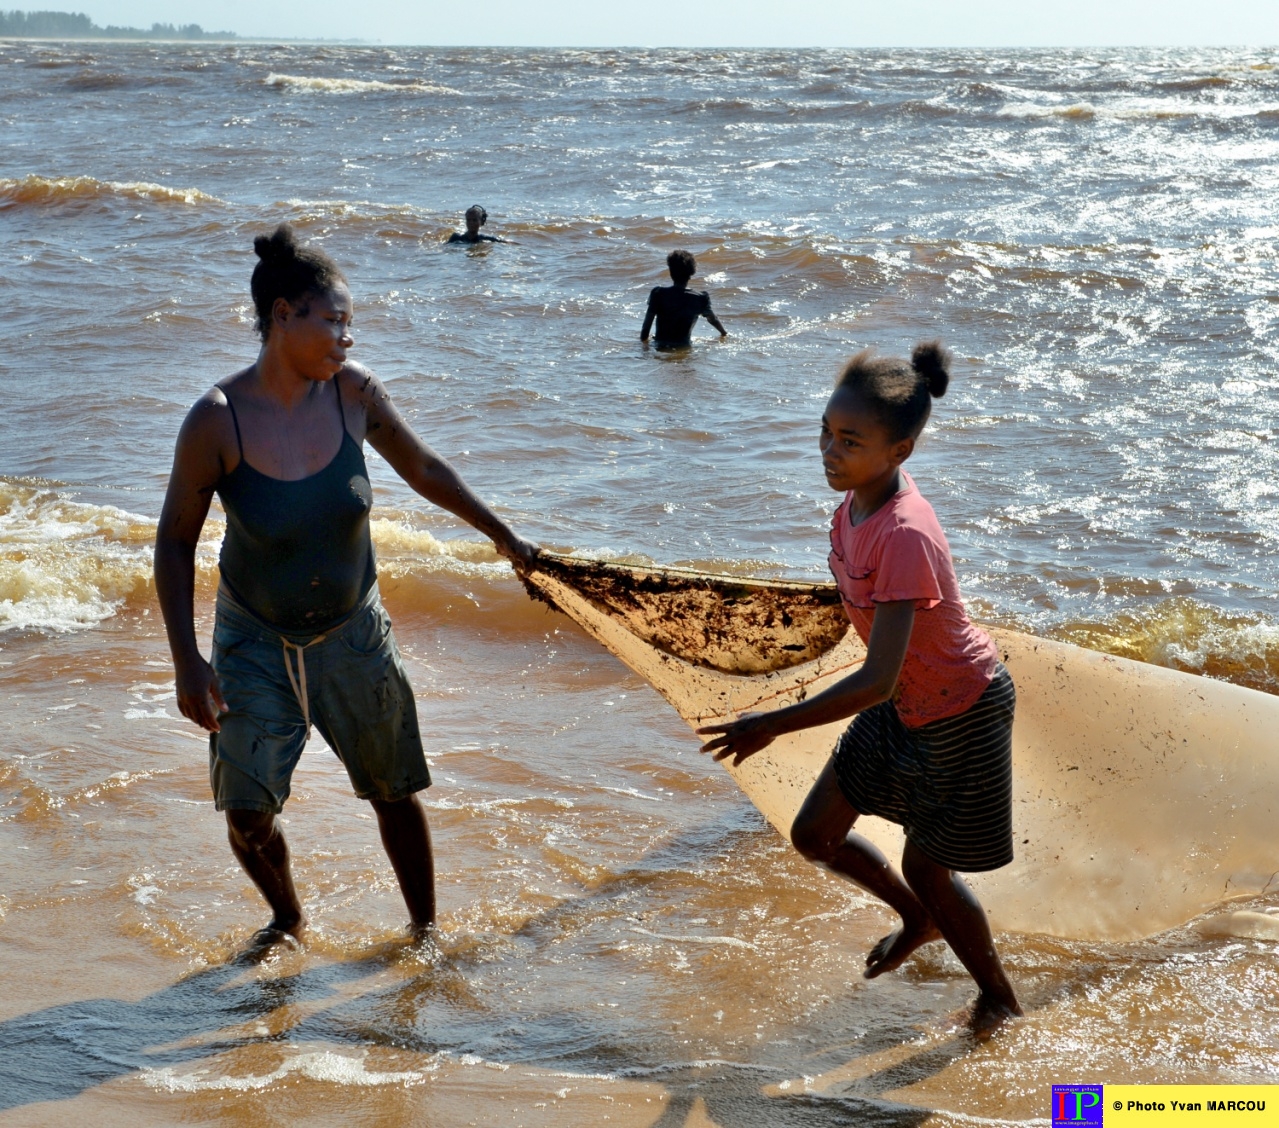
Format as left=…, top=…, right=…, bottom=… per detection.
left=4, top=35, right=1278, bottom=49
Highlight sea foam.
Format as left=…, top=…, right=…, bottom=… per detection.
left=141, top=1046, right=431, bottom=1092
left=263, top=72, right=460, bottom=96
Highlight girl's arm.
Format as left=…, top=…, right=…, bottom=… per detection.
left=351, top=366, right=539, bottom=570
left=697, top=600, right=915, bottom=766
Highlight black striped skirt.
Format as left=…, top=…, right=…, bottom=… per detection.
left=832, top=664, right=1016, bottom=873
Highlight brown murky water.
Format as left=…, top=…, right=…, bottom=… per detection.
left=3, top=41, right=1279, bottom=1125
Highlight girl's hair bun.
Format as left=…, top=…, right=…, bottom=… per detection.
left=253, top=224, right=299, bottom=265
left=911, top=340, right=951, bottom=398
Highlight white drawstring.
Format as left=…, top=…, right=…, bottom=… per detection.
left=276, top=601, right=368, bottom=741
left=282, top=635, right=326, bottom=740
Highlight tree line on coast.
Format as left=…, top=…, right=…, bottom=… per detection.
left=0, top=9, right=236, bottom=38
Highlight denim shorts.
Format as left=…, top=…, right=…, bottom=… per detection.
left=209, top=583, right=430, bottom=814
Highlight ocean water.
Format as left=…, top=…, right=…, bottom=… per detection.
left=2, top=41, right=1279, bottom=1125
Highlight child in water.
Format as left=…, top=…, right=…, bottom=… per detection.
left=447, top=204, right=506, bottom=244
left=698, top=343, right=1021, bottom=1034
left=640, top=249, right=727, bottom=348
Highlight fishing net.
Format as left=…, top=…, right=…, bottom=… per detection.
left=524, top=553, right=849, bottom=675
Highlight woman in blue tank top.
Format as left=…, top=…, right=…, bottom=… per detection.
left=154, top=225, right=538, bottom=953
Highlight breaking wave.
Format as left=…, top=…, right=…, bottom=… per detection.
left=1050, top=598, right=1279, bottom=696
left=997, top=98, right=1279, bottom=123
left=0, top=481, right=525, bottom=633
left=0, top=174, right=222, bottom=208
left=0, top=480, right=171, bottom=632
left=263, top=73, right=461, bottom=96
left=3, top=480, right=1277, bottom=696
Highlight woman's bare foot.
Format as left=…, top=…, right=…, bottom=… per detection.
left=863, top=917, right=942, bottom=979
left=408, top=920, right=436, bottom=943
left=968, top=991, right=1023, bottom=1041
left=237, top=918, right=305, bottom=963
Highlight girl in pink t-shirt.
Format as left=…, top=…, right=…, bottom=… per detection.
left=699, top=342, right=1020, bottom=1034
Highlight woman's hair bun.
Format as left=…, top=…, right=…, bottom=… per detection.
left=248, top=223, right=344, bottom=341
left=253, top=224, right=299, bottom=265
left=911, top=340, right=951, bottom=398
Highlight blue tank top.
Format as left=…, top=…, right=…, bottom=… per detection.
left=215, top=380, right=376, bottom=632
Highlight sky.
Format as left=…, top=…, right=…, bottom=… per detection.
left=73, top=0, right=1279, bottom=47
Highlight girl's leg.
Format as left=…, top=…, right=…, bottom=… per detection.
left=791, top=759, right=941, bottom=977
left=900, top=839, right=1021, bottom=1023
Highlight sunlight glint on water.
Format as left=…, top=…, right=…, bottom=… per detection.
left=1, top=42, right=1278, bottom=1125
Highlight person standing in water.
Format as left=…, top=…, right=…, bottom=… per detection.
left=640, top=249, right=727, bottom=348
left=447, top=204, right=506, bottom=244
left=154, top=224, right=538, bottom=949
left=697, top=343, right=1021, bottom=1035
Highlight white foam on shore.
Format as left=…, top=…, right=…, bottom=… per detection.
left=141, top=1046, right=433, bottom=1092
left=629, top=926, right=756, bottom=950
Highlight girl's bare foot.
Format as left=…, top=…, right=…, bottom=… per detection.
left=863, top=917, right=942, bottom=978
left=968, top=991, right=1023, bottom=1041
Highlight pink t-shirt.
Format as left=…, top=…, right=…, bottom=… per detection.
left=828, top=471, right=998, bottom=728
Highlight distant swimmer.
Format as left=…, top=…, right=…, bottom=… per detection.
left=698, top=343, right=1022, bottom=1038
left=154, top=224, right=538, bottom=952
left=447, top=204, right=507, bottom=244
left=640, top=249, right=727, bottom=349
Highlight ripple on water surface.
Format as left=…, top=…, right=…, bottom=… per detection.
left=3, top=41, right=1279, bottom=1124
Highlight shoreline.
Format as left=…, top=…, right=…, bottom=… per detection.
left=0, top=35, right=366, bottom=45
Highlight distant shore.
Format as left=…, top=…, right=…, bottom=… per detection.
left=0, top=34, right=365, bottom=44
left=0, top=9, right=362, bottom=44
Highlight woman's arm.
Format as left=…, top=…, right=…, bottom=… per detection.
left=350, top=367, right=539, bottom=570
left=154, top=394, right=229, bottom=732
left=697, top=599, right=915, bottom=766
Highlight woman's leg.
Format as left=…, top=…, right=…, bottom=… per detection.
left=370, top=794, right=436, bottom=932
left=900, top=839, right=1021, bottom=1020
left=791, top=759, right=941, bottom=977
left=225, top=809, right=305, bottom=936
